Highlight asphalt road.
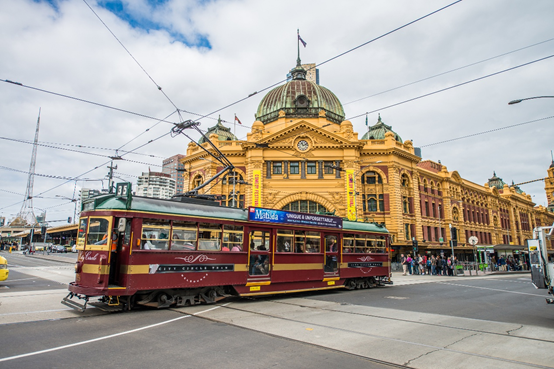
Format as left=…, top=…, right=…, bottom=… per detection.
left=298, top=273, right=554, bottom=328
left=1, top=252, right=553, bottom=369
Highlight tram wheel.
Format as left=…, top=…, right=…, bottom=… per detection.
left=347, top=280, right=357, bottom=290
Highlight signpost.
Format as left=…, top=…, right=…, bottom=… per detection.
left=468, top=236, right=479, bottom=272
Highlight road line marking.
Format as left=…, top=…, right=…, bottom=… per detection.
left=1, top=278, right=37, bottom=282
left=0, top=304, right=225, bottom=362
left=0, top=308, right=76, bottom=317
left=438, top=282, right=547, bottom=297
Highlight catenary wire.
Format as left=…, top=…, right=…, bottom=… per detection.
left=182, top=1, right=463, bottom=124
left=0, top=136, right=162, bottom=167
left=420, top=115, right=554, bottom=148
left=82, top=0, right=185, bottom=122
left=343, top=37, right=554, bottom=106
left=0, top=1, right=463, bottom=212
left=347, top=54, right=554, bottom=120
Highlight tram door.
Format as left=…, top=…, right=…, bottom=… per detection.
left=248, top=229, right=272, bottom=278
left=324, top=233, right=339, bottom=275
left=109, top=218, right=130, bottom=286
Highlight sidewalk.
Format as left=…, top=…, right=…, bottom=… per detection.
left=1, top=250, right=77, bottom=265
left=391, top=269, right=529, bottom=284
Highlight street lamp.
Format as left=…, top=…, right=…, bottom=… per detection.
left=508, top=96, right=554, bottom=105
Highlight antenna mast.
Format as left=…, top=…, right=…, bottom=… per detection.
left=12, top=108, right=41, bottom=226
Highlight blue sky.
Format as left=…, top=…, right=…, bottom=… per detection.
left=36, top=0, right=212, bottom=47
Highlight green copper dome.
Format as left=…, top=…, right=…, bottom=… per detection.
left=361, top=115, right=402, bottom=142
left=255, top=65, right=345, bottom=125
left=487, top=171, right=506, bottom=190
left=198, top=116, right=238, bottom=144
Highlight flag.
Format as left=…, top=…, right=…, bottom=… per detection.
left=235, top=115, right=242, bottom=125
left=298, top=34, right=307, bottom=48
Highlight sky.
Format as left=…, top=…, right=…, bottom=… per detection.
left=1, top=0, right=553, bottom=226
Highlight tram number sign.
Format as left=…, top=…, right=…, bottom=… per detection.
left=249, top=207, right=343, bottom=229
left=468, top=236, right=478, bottom=246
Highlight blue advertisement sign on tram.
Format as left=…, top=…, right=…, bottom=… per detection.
left=248, top=207, right=343, bottom=229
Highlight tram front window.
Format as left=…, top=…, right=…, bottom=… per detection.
left=86, top=218, right=110, bottom=245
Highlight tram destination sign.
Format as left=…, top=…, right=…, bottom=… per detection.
left=248, top=207, right=343, bottom=229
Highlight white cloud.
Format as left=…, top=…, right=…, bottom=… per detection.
left=1, top=0, right=553, bottom=223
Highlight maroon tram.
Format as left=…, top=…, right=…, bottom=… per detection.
left=62, top=187, right=391, bottom=312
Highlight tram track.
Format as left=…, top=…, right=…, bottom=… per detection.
left=174, top=297, right=554, bottom=368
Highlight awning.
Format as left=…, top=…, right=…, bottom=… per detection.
left=10, top=231, right=30, bottom=237
left=493, top=244, right=525, bottom=251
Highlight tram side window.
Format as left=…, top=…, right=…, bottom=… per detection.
left=343, top=234, right=355, bottom=253
left=77, top=218, right=88, bottom=247
left=354, top=235, right=367, bottom=253
left=141, top=220, right=170, bottom=250
left=171, top=221, right=197, bottom=251
left=305, top=231, right=321, bottom=253
left=249, top=230, right=270, bottom=251
left=276, top=229, right=293, bottom=252
left=198, top=223, right=222, bottom=250
left=294, top=231, right=306, bottom=253
left=368, top=236, right=386, bottom=253
left=223, top=225, right=244, bottom=251
left=87, top=218, right=110, bottom=245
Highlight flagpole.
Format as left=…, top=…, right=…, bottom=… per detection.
left=297, top=29, right=301, bottom=66
left=234, top=114, right=236, bottom=136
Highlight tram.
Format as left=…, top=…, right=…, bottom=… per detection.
left=62, top=183, right=391, bottom=312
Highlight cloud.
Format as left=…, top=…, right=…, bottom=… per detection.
left=1, top=0, right=553, bottom=223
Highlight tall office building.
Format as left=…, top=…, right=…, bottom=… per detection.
left=137, top=171, right=176, bottom=199
left=163, top=154, right=186, bottom=195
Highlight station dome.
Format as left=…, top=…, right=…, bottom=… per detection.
left=361, top=114, right=403, bottom=142
left=198, top=116, right=238, bottom=144
left=255, top=63, right=345, bottom=125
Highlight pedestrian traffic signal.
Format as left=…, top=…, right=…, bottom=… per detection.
left=68, top=217, right=72, bottom=223
left=451, top=227, right=458, bottom=246
left=412, top=240, right=418, bottom=254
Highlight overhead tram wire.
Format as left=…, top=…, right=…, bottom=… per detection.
left=0, top=136, right=162, bottom=167
left=82, top=0, right=185, bottom=122
left=1, top=1, right=464, bottom=201
left=2, top=1, right=460, bottom=140
left=419, top=115, right=554, bottom=148
left=347, top=54, right=554, bottom=121
left=343, top=37, right=554, bottom=106
left=182, top=0, right=463, bottom=126
left=1, top=79, right=179, bottom=125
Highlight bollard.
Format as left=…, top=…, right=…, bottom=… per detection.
left=9, top=247, right=12, bottom=253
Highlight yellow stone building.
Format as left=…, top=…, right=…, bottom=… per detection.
left=181, top=61, right=554, bottom=260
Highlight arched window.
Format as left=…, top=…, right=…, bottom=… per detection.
left=192, top=175, right=203, bottom=189
left=282, top=200, right=328, bottom=214
left=401, top=174, right=410, bottom=187
left=361, top=171, right=383, bottom=184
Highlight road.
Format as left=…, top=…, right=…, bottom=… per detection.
left=1, top=251, right=553, bottom=369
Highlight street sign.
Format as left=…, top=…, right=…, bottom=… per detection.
left=468, top=236, right=478, bottom=246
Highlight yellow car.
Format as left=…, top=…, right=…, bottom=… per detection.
left=0, top=255, right=8, bottom=281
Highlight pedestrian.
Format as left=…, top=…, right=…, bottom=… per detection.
left=426, top=256, right=432, bottom=275
left=401, top=254, right=408, bottom=276
left=406, top=254, right=413, bottom=275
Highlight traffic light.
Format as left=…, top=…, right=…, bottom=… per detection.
left=451, top=227, right=458, bottom=247
left=67, top=217, right=72, bottom=223
left=412, top=239, right=418, bottom=254
left=41, top=226, right=47, bottom=241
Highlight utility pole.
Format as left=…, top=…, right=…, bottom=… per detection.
left=107, top=160, right=117, bottom=194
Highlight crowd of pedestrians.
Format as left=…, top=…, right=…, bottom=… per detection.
left=400, top=253, right=458, bottom=276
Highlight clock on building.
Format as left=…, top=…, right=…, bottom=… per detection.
left=296, top=140, right=309, bottom=151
